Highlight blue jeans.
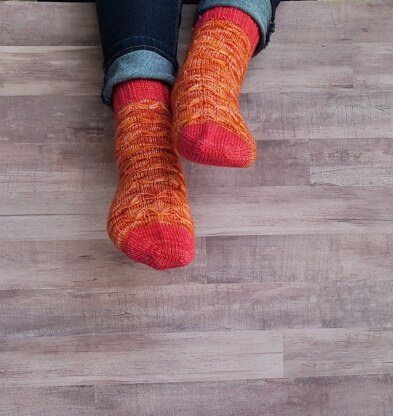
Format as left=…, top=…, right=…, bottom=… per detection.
left=95, top=0, right=280, bottom=107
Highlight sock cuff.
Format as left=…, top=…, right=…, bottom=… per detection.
left=113, top=80, right=170, bottom=113
left=197, top=6, right=260, bottom=53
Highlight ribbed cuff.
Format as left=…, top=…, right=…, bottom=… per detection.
left=198, top=0, right=273, bottom=53
left=197, top=7, right=261, bottom=53
left=113, top=80, right=170, bottom=113
left=101, top=50, right=176, bottom=108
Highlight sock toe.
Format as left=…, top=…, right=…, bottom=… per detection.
left=177, top=123, right=256, bottom=167
left=123, top=223, right=195, bottom=270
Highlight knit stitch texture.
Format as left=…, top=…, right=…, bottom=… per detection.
left=108, top=79, right=195, bottom=270
left=172, top=7, right=260, bottom=167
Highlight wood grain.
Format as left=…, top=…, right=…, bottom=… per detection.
left=310, top=138, right=393, bottom=186
left=245, top=43, right=353, bottom=92
left=0, top=386, right=95, bottom=416
left=2, top=1, right=393, bottom=46
left=0, top=238, right=208, bottom=290
left=0, top=280, right=391, bottom=338
left=2, top=91, right=392, bottom=146
left=0, top=331, right=283, bottom=386
left=284, top=328, right=393, bottom=377
left=206, top=234, right=393, bottom=283
left=1, top=375, right=393, bottom=416
left=354, top=43, right=393, bottom=90
left=0, top=46, right=102, bottom=96
left=0, top=1, right=100, bottom=46
left=242, top=90, right=393, bottom=141
left=2, top=233, right=393, bottom=290
left=0, top=139, right=310, bottom=193
left=274, top=1, right=393, bottom=44
left=0, top=44, right=354, bottom=96
left=92, top=375, right=393, bottom=416
left=1, top=185, right=392, bottom=239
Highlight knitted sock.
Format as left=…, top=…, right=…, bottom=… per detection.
left=172, top=7, right=260, bottom=167
left=107, top=79, right=195, bottom=270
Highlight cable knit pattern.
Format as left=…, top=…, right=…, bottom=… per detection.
left=172, top=7, right=260, bottom=167
left=107, top=80, right=195, bottom=270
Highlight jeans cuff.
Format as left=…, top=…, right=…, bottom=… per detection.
left=101, top=50, right=177, bottom=108
left=198, top=0, right=273, bottom=54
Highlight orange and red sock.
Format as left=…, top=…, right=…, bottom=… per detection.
left=108, top=79, right=195, bottom=270
left=172, top=7, right=260, bottom=167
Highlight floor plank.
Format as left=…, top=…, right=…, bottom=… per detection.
left=0, top=331, right=283, bottom=386
left=2, top=233, right=392, bottom=290
left=310, top=138, right=393, bottom=186
left=0, top=46, right=102, bottom=96
left=2, top=1, right=393, bottom=46
left=0, top=239, right=208, bottom=290
left=284, top=328, right=393, bottom=377
left=206, top=234, right=393, bottom=283
left=0, top=280, right=391, bottom=338
left=354, top=43, right=393, bottom=90
left=2, top=232, right=393, bottom=289
left=0, top=386, right=95, bottom=416
left=1, top=375, right=393, bottom=416
left=2, top=91, right=393, bottom=144
left=1, top=185, right=392, bottom=238
left=242, top=90, right=393, bottom=141
left=0, top=139, right=310, bottom=193
left=0, top=43, right=354, bottom=96
left=92, top=375, right=393, bottom=416
left=0, top=1, right=100, bottom=46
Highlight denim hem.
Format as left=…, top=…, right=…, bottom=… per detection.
left=103, top=36, right=179, bottom=74
left=101, top=50, right=177, bottom=108
left=198, top=0, right=273, bottom=54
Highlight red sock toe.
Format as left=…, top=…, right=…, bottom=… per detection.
left=123, top=223, right=195, bottom=270
left=178, top=122, right=256, bottom=167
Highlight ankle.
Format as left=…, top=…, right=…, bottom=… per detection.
left=196, top=7, right=260, bottom=54
left=113, top=79, right=170, bottom=113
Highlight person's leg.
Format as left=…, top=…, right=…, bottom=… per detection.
left=95, top=0, right=195, bottom=270
left=96, top=0, right=183, bottom=105
left=172, top=0, right=280, bottom=167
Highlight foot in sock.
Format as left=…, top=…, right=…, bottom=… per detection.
left=107, top=79, right=195, bottom=270
left=172, top=7, right=260, bottom=168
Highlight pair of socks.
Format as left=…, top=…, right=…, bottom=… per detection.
left=108, top=7, right=260, bottom=270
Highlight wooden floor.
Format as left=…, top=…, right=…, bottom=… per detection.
left=1, top=0, right=393, bottom=414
